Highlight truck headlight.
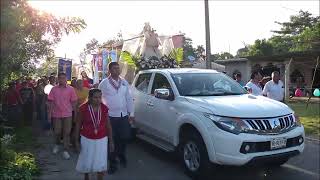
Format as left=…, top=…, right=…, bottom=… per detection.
left=204, top=113, right=250, bottom=135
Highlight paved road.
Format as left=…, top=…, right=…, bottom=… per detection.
left=37, top=137, right=319, bottom=180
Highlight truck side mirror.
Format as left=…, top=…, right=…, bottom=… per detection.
left=154, top=88, right=174, bottom=101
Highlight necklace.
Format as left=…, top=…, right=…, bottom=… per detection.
left=108, top=76, right=122, bottom=92
left=88, top=105, right=101, bottom=135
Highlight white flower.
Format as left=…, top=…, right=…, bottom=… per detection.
left=1, top=134, right=14, bottom=146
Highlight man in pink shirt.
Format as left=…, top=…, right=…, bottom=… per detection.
left=48, top=72, right=78, bottom=160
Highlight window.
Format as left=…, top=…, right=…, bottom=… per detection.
left=135, top=73, right=152, bottom=93
left=171, top=73, right=246, bottom=96
left=151, top=73, right=171, bottom=94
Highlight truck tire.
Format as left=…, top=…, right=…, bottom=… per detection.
left=179, top=131, right=212, bottom=178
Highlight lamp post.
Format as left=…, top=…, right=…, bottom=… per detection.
left=204, top=0, right=212, bottom=69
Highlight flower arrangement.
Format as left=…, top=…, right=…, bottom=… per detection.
left=121, top=48, right=183, bottom=71
left=136, top=55, right=179, bottom=70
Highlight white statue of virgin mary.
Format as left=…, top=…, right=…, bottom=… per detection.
left=140, top=23, right=162, bottom=59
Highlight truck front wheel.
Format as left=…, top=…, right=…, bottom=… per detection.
left=179, top=131, right=212, bottom=178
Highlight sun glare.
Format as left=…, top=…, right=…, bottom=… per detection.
left=28, top=1, right=77, bottom=17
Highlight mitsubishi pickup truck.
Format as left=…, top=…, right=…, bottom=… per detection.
left=132, top=68, right=305, bottom=177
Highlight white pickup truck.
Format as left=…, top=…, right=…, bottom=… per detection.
left=132, top=68, right=305, bottom=177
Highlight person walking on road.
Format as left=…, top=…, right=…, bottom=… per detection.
left=81, top=71, right=93, bottom=89
left=3, top=81, right=22, bottom=127
left=234, top=73, right=245, bottom=87
left=20, top=81, right=36, bottom=126
left=43, top=76, right=56, bottom=134
left=44, top=76, right=56, bottom=96
left=98, top=62, right=134, bottom=174
left=75, top=88, right=114, bottom=180
left=35, top=78, right=47, bottom=131
left=75, top=79, right=89, bottom=106
left=47, top=72, right=78, bottom=160
left=71, top=79, right=89, bottom=146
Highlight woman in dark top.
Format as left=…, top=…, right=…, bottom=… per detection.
left=20, top=81, right=35, bottom=126
left=3, top=81, right=22, bottom=126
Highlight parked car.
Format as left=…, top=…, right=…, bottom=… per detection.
left=132, top=68, right=305, bottom=178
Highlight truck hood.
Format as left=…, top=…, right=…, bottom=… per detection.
left=184, top=94, right=293, bottom=118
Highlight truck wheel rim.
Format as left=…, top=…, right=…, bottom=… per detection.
left=183, top=141, right=200, bottom=171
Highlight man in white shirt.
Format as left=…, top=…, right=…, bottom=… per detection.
left=262, top=71, right=285, bottom=102
left=98, top=62, right=134, bottom=174
left=245, top=71, right=262, bottom=96
left=44, top=76, right=56, bottom=135
left=44, top=76, right=56, bottom=95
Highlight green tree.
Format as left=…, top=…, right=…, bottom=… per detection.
left=271, top=10, right=319, bottom=53
left=195, top=45, right=205, bottom=59
left=268, top=36, right=292, bottom=55
left=183, top=37, right=196, bottom=60
left=213, top=52, right=234, bottom=60
left=291, top=22, right=320, bottom=51
left=272, top=10, right=319, bottom=36
left=0, top=0, right=86, bottom=91
left=247, top=39, right=274, bottom=56
left=83, top=38, right=100, bottom=55
left=236, top=10, right=319, bottom=57
left=236, top=47, right=249, bottom=57
left=34, top=57, right=58, bottom=77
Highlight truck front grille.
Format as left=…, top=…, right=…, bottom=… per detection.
left=243, top=115, right=296, bottom=134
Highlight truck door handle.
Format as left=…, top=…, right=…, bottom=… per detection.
left=147, top=102, right=154, bottom=106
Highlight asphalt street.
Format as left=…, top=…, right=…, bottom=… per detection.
left=106, top=139, right=320, bottom=180
left=37, top=137, right=319, bottom=180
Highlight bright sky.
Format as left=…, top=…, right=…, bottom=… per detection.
left=28, top=0, right=319, bottom=63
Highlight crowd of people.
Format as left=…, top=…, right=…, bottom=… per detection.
left=233, top=71, right=284, bottom=102
left=2, top=65, right=286, bottom=180
left=2, top=62, right=133, bottom=180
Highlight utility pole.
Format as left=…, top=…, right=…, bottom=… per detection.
left=204, top=0, right=212, bottom=69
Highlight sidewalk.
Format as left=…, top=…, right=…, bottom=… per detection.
left=28, top=116, right=84, bottom=179
left=33, top=131, right=82, bottom=180
left=33, top=127, right=188, bottom=180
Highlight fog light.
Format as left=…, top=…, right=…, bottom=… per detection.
left=298, top=137, right=303, bottom=144
left=245, top=145, right=250, bottom=152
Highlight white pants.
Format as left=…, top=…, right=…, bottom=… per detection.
left=76, top=136, right=108, bottom=173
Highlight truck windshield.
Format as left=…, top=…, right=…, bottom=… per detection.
left=171, top=73, right=247, bottom=96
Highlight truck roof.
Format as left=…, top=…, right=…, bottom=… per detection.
left=138, top=68, right=219, bottom=74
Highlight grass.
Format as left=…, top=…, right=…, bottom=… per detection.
left=287, top=102, right=320, bottom=137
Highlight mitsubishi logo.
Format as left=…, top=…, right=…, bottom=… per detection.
left=273, top=119, right=281, bottom=130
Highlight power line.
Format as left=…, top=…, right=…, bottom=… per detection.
left=281, top=5, right=299, bottom=13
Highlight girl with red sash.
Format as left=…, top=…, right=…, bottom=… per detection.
left=75, top=88, right=114, bottom=180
